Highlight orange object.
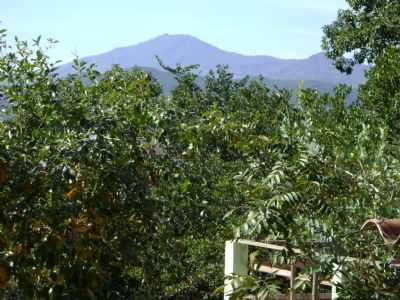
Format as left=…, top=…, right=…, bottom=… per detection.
left=65, top=187, right=79, bottom=200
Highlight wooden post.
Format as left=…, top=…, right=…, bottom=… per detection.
left=289, top=264, right=297, bottom=300
left=311, top=272, right=320, bottom=300
left=331, top=264, right=342, bottom=300
left=224, top=241, right=249, bottom=300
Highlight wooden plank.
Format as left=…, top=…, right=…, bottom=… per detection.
left=320, top=280, right=332, bottom=287
left=246, top=293, right=332, bottom=300
left=237, top=239, right=303, bottom=254
left=311, top=273, right=319, bottom=300
left=289, top=264, right=297, bottom=300
left=277, top=293, right=332, bottom=300
left=238, top=239, right=380, bottom=265
left=252, top=264, right=292, bottom=278
left=252, top=263, right=331, bottom=286
left=238, top=239, right=287, bottom=250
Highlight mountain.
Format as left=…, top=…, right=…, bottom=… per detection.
left=58, top=34, right=367, bottom=86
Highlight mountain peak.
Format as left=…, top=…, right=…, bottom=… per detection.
left=144, top=33, right=219, bottom=51
left=59, top=34, right=367, bottom=85
left=157, top=33, right=197, bottom=39
left=308, top=52, right=326, bottom=60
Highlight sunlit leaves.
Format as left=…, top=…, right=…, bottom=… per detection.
left=322, top=0, right=400, bottom=73
left=1, top=12, right=400, bottom=297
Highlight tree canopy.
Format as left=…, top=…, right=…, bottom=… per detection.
left=1, top=1, right=400, bottom=298
left=322, top=0, right=400, bottom=74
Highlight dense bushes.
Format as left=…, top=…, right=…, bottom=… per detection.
left=1, top=1, right=400, bottom=296
left=0, top=32, right=293, bottom=299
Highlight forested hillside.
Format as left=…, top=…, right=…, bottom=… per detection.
left=141, top=66, right=355, bottom=101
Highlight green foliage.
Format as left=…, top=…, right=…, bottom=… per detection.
left=0, top=33, right=167, bottom=299
left=233, top=85, right=400, bottom=298
left=0, top=30, right=291, bottom=299
left=359, top=47, right=400, bottom=135
left=1, top=4, right=400, bottom=296
left=322, top=0, right=400, bottom=74
left=0, top=32, right=232, bottom=299
left=322, top=0, right=400, bottom=143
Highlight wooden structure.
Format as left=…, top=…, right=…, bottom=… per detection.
left=224, top=219, right=400, bottom=299
left=361, top=218, right=400, bottom=268
left=224, top=239, right=341, bottom=300
left=361, top=218, right=400, bottom=245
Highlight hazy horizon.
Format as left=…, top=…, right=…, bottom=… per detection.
left=2, top=0, right=348, bottom=63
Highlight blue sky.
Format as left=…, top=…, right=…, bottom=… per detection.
left=1, top=0, right=347, bottom=63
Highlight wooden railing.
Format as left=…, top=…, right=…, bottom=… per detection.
left=224, top=239, right=341, bottom=300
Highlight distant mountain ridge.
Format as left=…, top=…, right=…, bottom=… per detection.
left=58, top=34, right=367, bottom=86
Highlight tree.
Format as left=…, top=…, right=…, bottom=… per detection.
left=322, top=0, right=400, bottom=74
left=359, top=47, right=400, bottom=134
left=0, top=32, right=169, bottom=298
left=0, top=29, right=290, bottom=299
left=3, top=8, right=400, bottom=296
left=323, top=0, right=400, bottom=136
